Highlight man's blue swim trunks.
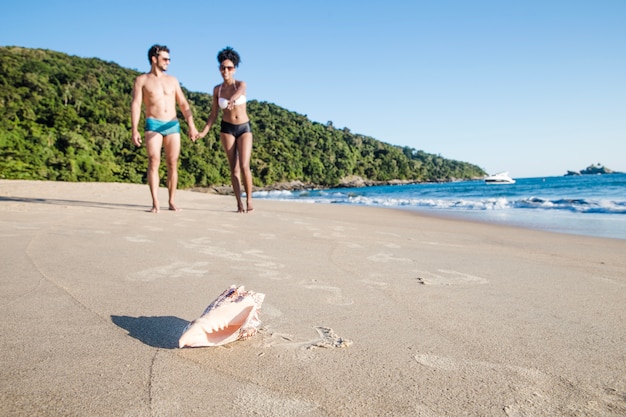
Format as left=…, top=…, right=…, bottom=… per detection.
left=145, top=118, right=180, bottom=136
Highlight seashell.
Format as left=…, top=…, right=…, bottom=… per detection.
left=179, top=285, right=265, bottom=348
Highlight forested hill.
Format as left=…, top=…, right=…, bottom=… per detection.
left=0, top=46, right=486, bottom=189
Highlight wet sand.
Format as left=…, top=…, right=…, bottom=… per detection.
left=1, top=179, right=625, bottom=416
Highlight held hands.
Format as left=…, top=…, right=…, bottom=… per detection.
left=196, top=125, right=211, bottom=140
left=188, top=124, right=200, bottom=142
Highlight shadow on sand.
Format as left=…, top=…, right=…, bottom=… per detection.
left=0, top=195, right=217, bottom=213
left=0, top=196, right=147, bottom=211
left=111, top=315, right=189, bottom=349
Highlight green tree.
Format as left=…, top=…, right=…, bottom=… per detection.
left=0, top=46, right=487, bottom=188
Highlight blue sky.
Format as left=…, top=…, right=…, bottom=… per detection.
left=2, top=0, right=625, bottom=178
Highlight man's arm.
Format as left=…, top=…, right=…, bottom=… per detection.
left=175, top=81, right=199, bottom=141
left=130, top=76, right=144, bottom=146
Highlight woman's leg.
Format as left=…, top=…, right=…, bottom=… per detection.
left=221, top=133, right=244, bottom=212
left=237, top=132, right=254, bottom=212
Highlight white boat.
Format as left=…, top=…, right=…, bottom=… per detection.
left=485, top=172, right=515, bottom=184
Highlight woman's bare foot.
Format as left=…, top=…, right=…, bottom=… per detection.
left=246, top=198, right=254, bottom=213
left=149, top=206, right=159, bottom=213
left=169, top=205, right=182, bottom=212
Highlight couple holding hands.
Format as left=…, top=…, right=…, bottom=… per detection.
left=131, top=45, right=253, bottom=214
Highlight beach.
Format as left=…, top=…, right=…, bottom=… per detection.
left=1, top=179, right=625, bottom=416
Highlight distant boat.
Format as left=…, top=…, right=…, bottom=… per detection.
left=485, top=172, right=515, bottom=184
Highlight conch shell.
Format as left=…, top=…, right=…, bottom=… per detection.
left=179, top=285, right=265, bottom=348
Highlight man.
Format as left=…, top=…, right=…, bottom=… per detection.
left=131, top=44, right=198, bottom=213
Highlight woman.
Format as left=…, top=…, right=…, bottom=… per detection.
left=198, top=47, right=254, bottom=213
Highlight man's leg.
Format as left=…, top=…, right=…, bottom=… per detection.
left=163, top=133, right=181, bottom=211
left=145, top=131, right=163, bottom=213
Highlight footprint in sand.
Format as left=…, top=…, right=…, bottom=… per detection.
left=262, top=326, right=352, bottom=350
left=125, top=235, right=153, bottom=243
left=303, top=281, right=353, bottom=305
left=144, top=226, right=164, bottom=232
left=128, top=261, right=209, bottom=282
left=367, top=251, right=412, bottom=263
left=243, top=249, right=276, bottom=261
left=180, top=237, right=244, bottom=261
left=375, top=231, right=401, bottom=238
left=413, top=353, right=464, bottom=371
left=235, top=385, right=319, bottom=416
left=313, top=231, right=346, bottom=239
left=381, top=242, right=402, bottom=249
left=340, top=241, right=364, bottom=249
left=332, top=225, right=354, bottom=235
left=416, top=269, right=488, bottom=285
left=360, top=278, right=388, bottom=290
left=414, top=353, right=623, bottom=416
left=309, top=225, right=353, bottom=239
left=13, top=225, right=42, bottom=230
left=305, top=327, right=353, bottom=349
left=182, top=238, right=289, bottom=280
left=244, top=262, right=289, bottom=281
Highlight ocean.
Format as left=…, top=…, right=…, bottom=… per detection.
left=253, top=173, right=626, bottom=240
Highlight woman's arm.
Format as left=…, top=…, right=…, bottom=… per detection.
left=198, top=85, right=221, bottom=138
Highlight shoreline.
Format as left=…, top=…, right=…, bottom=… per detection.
left=1, top=179, right=625, bottom=416
left=402, top=206, right=626, bottom=241
left=234, top=175, right=626, bottom=241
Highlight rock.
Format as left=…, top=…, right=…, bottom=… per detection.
left=564, top=164, right=622, bottom=176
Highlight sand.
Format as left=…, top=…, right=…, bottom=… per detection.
left=1, top=179, right=625, bottom=417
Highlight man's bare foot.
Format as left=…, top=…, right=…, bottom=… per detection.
left=149, top=206, right=159, bottom=213
left=236, top=203, right=245, bottom=213
left=169, top=205, right=182, bottom=212
left=246, top=204, right=255, bottom=213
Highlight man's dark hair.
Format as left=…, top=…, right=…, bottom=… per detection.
left=148, top=44, right=170, bottom=64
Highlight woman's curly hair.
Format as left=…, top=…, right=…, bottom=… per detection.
left=217, top=46, right=241, bottom=67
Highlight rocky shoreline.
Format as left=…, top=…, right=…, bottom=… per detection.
left=565, top=164, right=623, bottom=176
left=189, top=175, right=479, bottom=195
left=189, top=179, right=414, bottom=196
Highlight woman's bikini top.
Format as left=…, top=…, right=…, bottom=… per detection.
left=218, top=82, right=247, bottom=109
